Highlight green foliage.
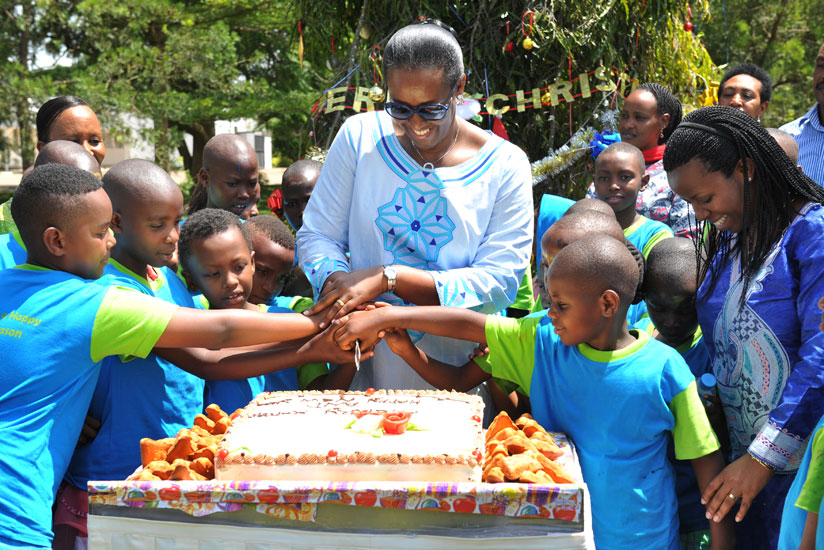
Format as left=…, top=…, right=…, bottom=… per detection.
left=702, top=0, right=824, bottom=126
left=294, top=0, right=719, bottom=197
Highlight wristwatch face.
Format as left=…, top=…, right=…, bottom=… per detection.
left=384, top=266, right=397, bottom=280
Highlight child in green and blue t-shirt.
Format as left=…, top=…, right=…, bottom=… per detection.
left=593, top=142, right=672, bottom=258
left=334, top=234, right=734, bottom=550
left=59, top=159, right=203, bottom=546
left=0, top=164, right=347, bottom=549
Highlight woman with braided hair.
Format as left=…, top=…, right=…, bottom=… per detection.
left=664, top=105, right=824, bottom=549
left=587, top=83, right=696, bottom=238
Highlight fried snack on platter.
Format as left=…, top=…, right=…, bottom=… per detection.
left=165, top=434, right=196, bottom=463
left=169, top=463, right=207, bottom=481
left=528, top=430, right=558, bottom=445
left=145, top=460, right=174, bottom=480
left=140, top=437, right=174, bottom=467
left=482, top=412, right=574, bottom=484
left=212, top=417, right=230, bottom=435
left=191, top=456, right=214, bottom=478
left=531, top=438, right=564, bottom=460
left=205, top=403, right=228, bottom=423
left=136, top=469, right=161, bottom=481
left=487, top=411, right=517, bottom=439
left=544, top=460, right=575, bottom=483
left=503, top=433, right=538, bottom=455
left=486, top=466, right=505, bottom=483
left=500, top=453, right=543, bottom=481
left=520, top=419, right=548, bottom=438
left=193, top=414, right=215, bottom=433
left=490, top=426, right=518, bottom=443
left=129, top=403, right=230, bottom=481
left=191, top=446, right=215, bottom=462
left=518, top=470, right=541, bottom=484
left=192, top=425, right=212, bottom=438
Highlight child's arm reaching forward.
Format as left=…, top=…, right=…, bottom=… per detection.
left=155, top=324, right=365, bottom=380
left=383, top=329, right=490, bottom=391
left=334, top=305, right=489, bottom=351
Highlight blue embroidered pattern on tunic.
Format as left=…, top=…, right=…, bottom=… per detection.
left=437, top=278, right=481, bottom=308
left=375, top=184, right=455, bottom=268
left=712, top=254, right=791, bottom=464
left=303, top=258, right=350, bottom=297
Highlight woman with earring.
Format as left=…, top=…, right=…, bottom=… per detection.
left=664, top=105, right=824, bottom=550
left=588, top=83, right=694, bottom=238
left=297, top=20, right=533, bottom=398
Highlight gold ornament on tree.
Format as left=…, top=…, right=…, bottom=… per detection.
left=367, top=86, right=385, bottom=103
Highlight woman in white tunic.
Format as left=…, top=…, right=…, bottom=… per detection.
left=297, top=20, right=533, bottom=394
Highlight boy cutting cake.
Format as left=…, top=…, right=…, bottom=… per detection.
left=334, top=234, right=734, bottom=550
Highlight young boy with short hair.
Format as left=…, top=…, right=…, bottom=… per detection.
left=0, top=164, right=337, bottom=549
left=57, top=159, right=199, bottom=548
left=335, top=234, right=733, bottom=550
left=280, top=159, right=321, bottom=231
left=594, top=142, right=672, bottom=258
left=177, top=208, right=354, bottom=412
left=186, top=134, right=260, bottom=218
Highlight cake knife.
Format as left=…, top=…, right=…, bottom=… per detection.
left=354, top=340, right=361, bottom=371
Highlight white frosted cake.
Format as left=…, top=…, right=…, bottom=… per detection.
left=215, top=389, right=485, bottom=482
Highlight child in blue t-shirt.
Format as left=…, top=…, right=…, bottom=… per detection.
left=593, top=142, right=672, bottom=258
left=58, top=159, right=200, bottom=546
left=634, top=237, right=729, bottom=550
left=175, top=208, right=355, bottom=412
left=0, top=164, right=346, bottom=550
left=334, top=234, right=734, bottom=550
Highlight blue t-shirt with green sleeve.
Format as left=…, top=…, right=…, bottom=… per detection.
left=476, top=315, right=719, bottom=550
left=0, top=230, right=26, bottom=269
left=64, top=260, right=204, bottom=489
left=0, top=265, right=176, bottom=549
left=201, top=302, right=329, bottom=412
left=624, top=215, right=673, bottom=258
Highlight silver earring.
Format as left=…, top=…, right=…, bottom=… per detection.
left=757, top=116, right=761, bottom=123
left=457, top=94, right=464, bottom=104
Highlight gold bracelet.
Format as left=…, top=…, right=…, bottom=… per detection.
left=748, top=453, right=776, bottom=472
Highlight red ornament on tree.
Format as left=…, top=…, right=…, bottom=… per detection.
left=504, top=41, right=514, bottom=53
left=683, top=21, right=693, bottom=32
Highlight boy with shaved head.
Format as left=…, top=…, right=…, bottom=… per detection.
left=58, top=159, right=198, bottom=548
left=593, top=142, right=672, bottom=258
left=187, top=134, right=260, bottom=218
left=280, top=159, right=321, bottom=231
left=0, top=141, right=102, bottom=268
left=334, top=234, right=733, bottom=550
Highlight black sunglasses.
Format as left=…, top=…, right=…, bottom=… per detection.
left=385, top=83, right=458, bottom=121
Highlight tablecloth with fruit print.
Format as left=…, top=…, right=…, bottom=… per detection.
left=89, top=433, right=584, bottom=523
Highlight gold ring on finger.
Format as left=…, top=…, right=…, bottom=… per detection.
left=335, top=299, right=346, bottom=308
left=728, top=492, right=737, bottom=501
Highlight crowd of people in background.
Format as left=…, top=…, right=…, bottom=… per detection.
left=0, top=18, right=823, bottom=550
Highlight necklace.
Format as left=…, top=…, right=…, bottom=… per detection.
left=408, top=123, right=460, bottom=171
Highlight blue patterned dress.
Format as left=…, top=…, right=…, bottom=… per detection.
left=296, top=111, right=533, bottom=392
left=697, top=203, right=824, bottom=548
